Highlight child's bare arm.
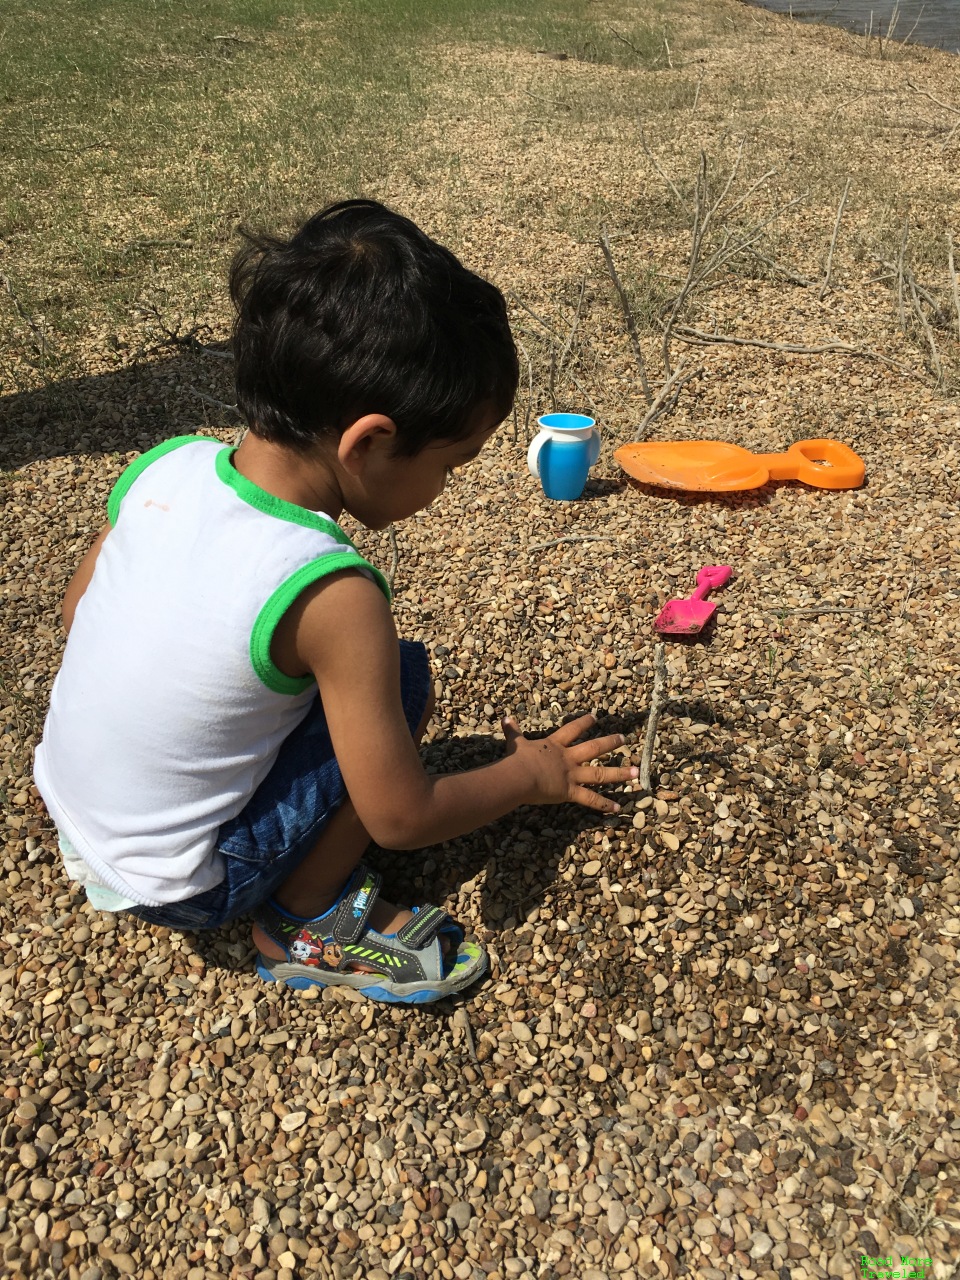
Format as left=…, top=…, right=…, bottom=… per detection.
left=62, top=524, right=112, bottom=634
left=278, top=571, right=637, bottom=849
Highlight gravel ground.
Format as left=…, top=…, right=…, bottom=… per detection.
left=2, top=1, right=959, bottom=1278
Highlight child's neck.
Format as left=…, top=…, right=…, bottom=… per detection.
left=232, top=433, right=343, bottom=520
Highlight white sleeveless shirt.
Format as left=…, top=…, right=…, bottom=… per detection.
left=34, top=436, right=389, bottom=906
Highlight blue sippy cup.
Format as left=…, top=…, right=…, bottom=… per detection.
left=527, top=413, right=601, bottom=501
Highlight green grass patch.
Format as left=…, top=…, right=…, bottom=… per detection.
left=1, top=0, right=676, bottom=386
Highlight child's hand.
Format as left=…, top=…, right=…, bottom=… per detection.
left=501, top=712, right=637, bottom=814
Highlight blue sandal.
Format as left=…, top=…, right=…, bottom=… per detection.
left=253, top=863, right=487, bottom=1005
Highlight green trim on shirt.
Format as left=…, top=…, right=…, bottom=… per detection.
left=107, top=435, right=214, bottom=525
left=251, top=555, right=391, bottom=694
left=215, top=446, right=357, bottom=542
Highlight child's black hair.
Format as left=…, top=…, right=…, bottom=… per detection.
left=229, top=199, right=519, bottom=456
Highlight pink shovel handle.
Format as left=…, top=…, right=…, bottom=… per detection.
left=692, top=565, right=733, bottom=600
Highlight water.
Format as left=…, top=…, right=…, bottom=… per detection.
left=749, top=0, right=960, bottom=54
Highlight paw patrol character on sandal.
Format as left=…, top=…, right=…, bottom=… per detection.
left=35, top=201, right=638, bottom=1005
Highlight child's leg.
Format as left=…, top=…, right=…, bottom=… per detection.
left=252, top=688, right=435, bottom=962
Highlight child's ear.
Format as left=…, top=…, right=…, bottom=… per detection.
left=337, top=414, right=397, bottom=474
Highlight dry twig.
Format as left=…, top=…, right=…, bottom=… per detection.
left=639, top=643, right=667, bottom=793
left=895, top=221, right=910, bottom=331
left=514, top=334, right=535, bottom=442
left=775, top=606, right=871, bottom=616
left=550, top=273, right=588, bottom=409
left=819, top=177, right=851, bottom=300
left=598, top=230, right=653, bottom=405
left=640, top=132, right=683, bottom=202
left=672, top=324, right=910, bottom=372
left=906, top=273, right=944, bottom=384
left=189, top=388, right=240, bottom=414
left=386, top=526, right=400, bottom=591
left=657, top=146, right=796, bottom=374
left=526, top=535, right=613, bottom=552
left=746, top=249, right=817, bottom=288
left=905, top=79, right=960, bottom=117
left=948, top=232, right=960, bottom=342
left=634, top=360, right=702, bottom=440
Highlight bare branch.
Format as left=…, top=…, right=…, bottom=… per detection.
left=948, top=232, right=960, bottom=342
left=526, top=534, right=614, bottom=552
left=386, top=526, right=400, bottom=591
left=598, top=230, right=653, bottom=405
left=906, top=273, right=944, bottom=385
left=905, top=79, right=960, bottom=116
left=661, top=151, right=707, bottom=376
left=672, top=324, right=912, bottom=372
left=746, top=249, right=817, bottom=288
left=639, top=643, right=667, bottom=793
left=819, top=176, right=852, bottom=300
left=606, top=24, right=642, bottom=56
left=640, top=132, right=684, bottom=203
left=188, top=388, right=240, bottom=414
left=634, top=360, right=702, bottom=440
left=554, top=272, right=589, bottom=399
left=896, top=221, right=910, bottom=330
left=507, top=291, right=564, bottom=343
left=514, top=333, right=535, bottom=442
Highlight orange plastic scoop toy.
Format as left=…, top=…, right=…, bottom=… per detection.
left=614, top=437, right=864, bottom=492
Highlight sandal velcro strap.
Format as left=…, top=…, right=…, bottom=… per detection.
left=330, top=863, right=383, bottom=945
left=395, top=904, right=453, bottom=950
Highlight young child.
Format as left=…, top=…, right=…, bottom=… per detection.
left=34, top=199, right=638, bottom=1005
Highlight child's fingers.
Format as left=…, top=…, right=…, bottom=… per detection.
left=548, top=712, right=598, bottom=746
left=501, top=715, right=523, bottom=751
left=574, top=763, right=638, bottom=787
left=567, top=732, right=629, bottom=763
left=569, top=784, right=622, bottom=814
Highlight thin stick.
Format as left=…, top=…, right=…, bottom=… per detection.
left=671, top=325, right=911, bottom=371
left=189, top=388, right=240, bottom=414
left=555, top=272, right=586, bottom=386
left=527, top=534, right=613, bottom=552
left=896, top=220, right=909, bottom=330
left=907, top=273, right=943, bottom=384
left=507, top=291, right=565, bottom=343
left=639, top=643, right=667, bottom=793
left=607, top=24, right=642, bottom=56
left=775, top=606, right=871, bottom=615
left=634, top=360, right=702, bottom=440
left=905, top=79, right=960, bottom=116
left=599, top=230, right=653, bottom=405
left=747, top=249, right=817, bottom=288
left=691, top=74, right=703, bottom=113
left=819, top=177, right=851, bottom=300
left=899, top=575, right=915, bottom=618
left=515, top=334, right=535, bottom=442
left=640, top=133, right=684, bottom=203
left=661, top=152, right=706, bottom=378
left=386, top=526, right=400, bottom=591
left=948, top=232, right=960, bottom=342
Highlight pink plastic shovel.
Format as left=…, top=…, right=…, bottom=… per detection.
left=655, top=565, right=732, bottom=635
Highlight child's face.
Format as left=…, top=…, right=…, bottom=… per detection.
left=351, top=412, right=501, bottom=530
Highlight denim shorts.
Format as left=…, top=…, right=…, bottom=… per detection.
left=129, top=639, right=431, bottom=932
